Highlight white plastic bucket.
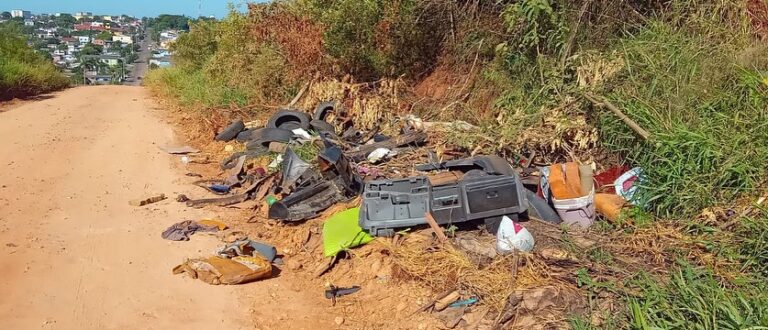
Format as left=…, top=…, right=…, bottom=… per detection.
left=552, top=188, right=595, bottom=229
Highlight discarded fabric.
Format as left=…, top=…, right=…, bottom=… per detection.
left=161, top=220, right=219, bottom=241
left=173, top=255, right=271, bottom=285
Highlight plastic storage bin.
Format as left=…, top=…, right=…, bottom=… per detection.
left=552, top=187, right=595, bottom=229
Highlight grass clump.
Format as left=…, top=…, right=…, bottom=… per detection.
left=1, top=22, right=69, bottom=100
left=628, top=263, right=768, bottom=329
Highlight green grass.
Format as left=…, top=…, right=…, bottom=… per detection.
left=597, top=22, right=768, bottom=218
left=144, top=67, right=250, bottom=110
left=1, top=24, right=69, bottom=100
left=627, top=263, right=768, bottom=329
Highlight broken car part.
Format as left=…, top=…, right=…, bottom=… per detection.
left=279, top=148, right=318, bottom=193
left=268, top=142, right=363, bottom=222
left=359, top=156, right=528, bottom=237
left=218, top=239, right=278, bottom=262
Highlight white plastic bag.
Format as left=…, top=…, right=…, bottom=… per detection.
left=496, top=216, right=534, bottom=254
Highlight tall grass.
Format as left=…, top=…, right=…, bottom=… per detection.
left=1, top=23, right=69, bottom=100
left=597, top=22, right=768, bottom=218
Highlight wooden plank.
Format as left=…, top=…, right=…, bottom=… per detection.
left=425, top=212, right=448, bottom=243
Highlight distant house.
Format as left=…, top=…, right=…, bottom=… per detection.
left=74, top=23, right=106, bottom=32
left=93, top=39, right=106, bottom=46
left=77, top=36, right=91, bottom=44
left=24, top=19, right=34, bottom=26
left=84, top=55, right=123, bottom=66
left=11, top=10, right=32, bottom=19
left=102, top=15, right=113, bottom=22
left=112, top=34, right=133, bottom=44
left=74, top=12, right=92, bottom=20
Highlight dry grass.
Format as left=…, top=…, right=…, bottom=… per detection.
left=388, top=233, right=560, bottom=312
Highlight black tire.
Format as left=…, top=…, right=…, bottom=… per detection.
left=313, top=101, right=337, bottom=121
left=245, top=127, right=294, bottom=150
left=309, top=119, right=336, bottom=134
left=266, top=110, right=310, bottom=131
left=235, top=129, right=254, bottom=142
left=215, top=120, right=245, bottom=141
left=524, top=189, right=561, bottom=224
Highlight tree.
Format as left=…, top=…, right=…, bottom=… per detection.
left=148, top=14, right=190, bottom=31
left=79, top=43, right=103, bottom=56
left=0, top=12, right=11, bottom=19
left=53, top=14, right=76, bottom=29
left=95, top=31, right=112, bottom=40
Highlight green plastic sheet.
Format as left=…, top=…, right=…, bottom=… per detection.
left=323, top=207, right=374, bottom=257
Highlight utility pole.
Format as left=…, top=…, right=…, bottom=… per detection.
left=198, top=0, right=202, bottom=18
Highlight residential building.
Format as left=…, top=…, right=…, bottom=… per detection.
left=102, top=15, right=113, bottom=22
left=74, top=23, right=106, bottom=32
left=11, top=10, right=32, bottom=19
left=77, top=36, right=91, bottom=44
left=74, top=12, right=93, bottom=20
left=24, top=19, right=34, bottom=26
left=112, top=35, right=133, bottom=44
left=93, top=39, right=106, bottom=46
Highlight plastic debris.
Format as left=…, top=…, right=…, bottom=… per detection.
left=291, top=128, right=313, bottom=140
left=449, top=297, right=479, bottom=308
left=268, top=154, right=283, bottom=169
left=614, top=167, right=643, bottom=205
left=367, top=148, right=392, bottom=163
left=496, top=216, right=534, bottom=253
left=323, top=207, right=374, bottom=257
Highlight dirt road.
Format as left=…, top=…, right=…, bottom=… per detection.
left=0, top=86, right=250, bottom=329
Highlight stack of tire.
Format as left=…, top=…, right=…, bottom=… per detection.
left=214, top=102, right=339, bottom=150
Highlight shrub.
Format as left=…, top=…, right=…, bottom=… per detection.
left=0, top=23, right=69, bottom=100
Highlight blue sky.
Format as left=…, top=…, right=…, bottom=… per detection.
left=1, top=0, right=259, bottom=18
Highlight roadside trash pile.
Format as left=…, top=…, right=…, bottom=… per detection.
left=155, top=100, right=645, bottom=327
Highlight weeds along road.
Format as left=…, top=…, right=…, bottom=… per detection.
left=0, top=86, right=250, bottom=329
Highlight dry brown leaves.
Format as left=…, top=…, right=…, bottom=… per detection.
left=248, top=3, right=326, bottom=80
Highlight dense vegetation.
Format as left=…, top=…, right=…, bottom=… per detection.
left=147, top=1, right=768, bottom=327
left=0, top=22, right=69, bottom=100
